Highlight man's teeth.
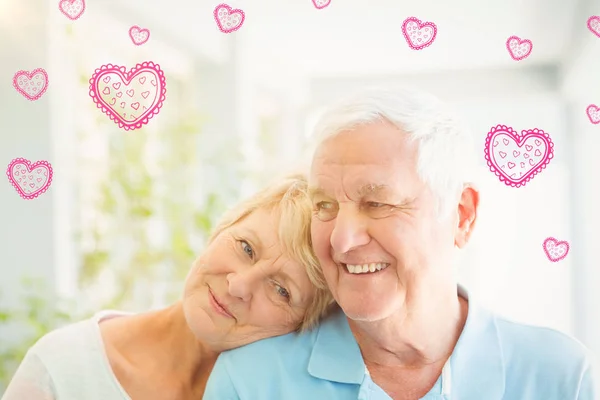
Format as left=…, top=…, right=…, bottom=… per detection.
left=345, top=263, right=388, bottom=274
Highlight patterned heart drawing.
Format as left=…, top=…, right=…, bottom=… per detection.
left=59, top=0, right=85, bottom=20
left=401, top=17, right=437, bottom=50
left=88, top=61, right=167, bottom=131
left=312, top=0, right=331, bottom=9
left=484, top=125, right=554, bottom=188
left=214, top=3, right=245, bottom=34
left=506, top=36, right=533, bottom=61
left=129, top=25, right=150, bottom=46
left=587, top=16, right=600, bottom=38
left=543, top=237, right=570, bottom=262
left=586, top=104, right=600, bottom=124
left=6, top=158, right=53, bottom=200
left=13, top=68, right=49, bottom=101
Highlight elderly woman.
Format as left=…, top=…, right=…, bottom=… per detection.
left=2, top=174, right=334, bottom=400
left=203, top=87, right=598, bottom=399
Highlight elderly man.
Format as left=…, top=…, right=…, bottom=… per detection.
left=203, top=87, right=597, bottom=399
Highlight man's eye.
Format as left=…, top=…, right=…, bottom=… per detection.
left=315, top=201, right=333, bottom=210
left=367, top=202, right=385, bottom=208
left=239, top=240, right=254, bottom=259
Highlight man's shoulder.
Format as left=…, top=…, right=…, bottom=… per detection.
left=493, top=315, right=592, bottom=368
left=490, top=313, right=595, bottom=396
left=219, top=323, right=320, bottom=370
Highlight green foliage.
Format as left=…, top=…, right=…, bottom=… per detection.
left=0, top=84, right=243, bottom=391
left=0, top=278, right=89, bottom=391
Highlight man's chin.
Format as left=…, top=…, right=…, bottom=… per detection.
left=339, top=301, right=397, bottom=323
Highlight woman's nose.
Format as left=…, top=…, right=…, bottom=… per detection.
left=226, top=269, right=260, bottom=302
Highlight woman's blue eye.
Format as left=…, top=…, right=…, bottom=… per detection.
left=275, top=284, right=290, bottom=299
left=240, top=240, right=254, bottom=258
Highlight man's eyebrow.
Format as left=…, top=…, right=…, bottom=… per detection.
left=357, top=183, right=391, bottom=197
left=308, top=187, right=326, bottom=199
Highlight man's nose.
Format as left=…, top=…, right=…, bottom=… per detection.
left=329, top=205, right=370, bottom=254
left=226, top=267, right=263, bottom=302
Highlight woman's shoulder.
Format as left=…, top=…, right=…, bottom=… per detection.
left=31, top=310, right=128, bottom=358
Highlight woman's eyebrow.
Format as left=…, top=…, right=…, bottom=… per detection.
left=241, top=228, right=263, bottom=254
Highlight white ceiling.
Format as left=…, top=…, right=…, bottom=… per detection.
left=239, top=0, right=580, bottom=76
left=100, top=0, right=581, bottom=78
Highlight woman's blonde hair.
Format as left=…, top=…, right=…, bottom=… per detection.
left=208, top=173, right=334, bottom=332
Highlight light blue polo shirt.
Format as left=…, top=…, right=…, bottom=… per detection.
left=203, top=286, right=597, bottom=399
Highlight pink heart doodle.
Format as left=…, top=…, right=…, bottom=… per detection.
left=6, top=158, right=53, bottom=200
left=13, top=68, right=49, bottom=101
left=402, top=17, right=437, bottom=50
left=506, top=36, right=533, bottom=61
left=129, top=25, right=150, bottom=46
left=484, top=125, right=554, bottom=188
left=543, top=237, right=570, bottom=263
left=312, top=0, right=331, bottom=9
left=587, top=104, right=600, bottom=124
left=58, top=0, right=85, bottom=20
left=214, top=3, right=245, bottom=34
left=587, top=16, right=600, bottom=38
left=88, top=61, right=167, bottom=131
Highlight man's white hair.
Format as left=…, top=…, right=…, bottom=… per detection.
left=310, top=86, right=477, bottom=220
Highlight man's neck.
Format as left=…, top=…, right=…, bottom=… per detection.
left=348, top=292, right=468, bottom=368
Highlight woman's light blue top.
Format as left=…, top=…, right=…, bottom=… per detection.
left=203, top=287, right=597, bottom=399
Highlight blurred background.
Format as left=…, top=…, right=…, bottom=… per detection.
left=1, top=0, right=599, bottom=392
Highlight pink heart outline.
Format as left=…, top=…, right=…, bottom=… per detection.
left=6, top=158, right=53, bottom=200
left=129, top=25, right=150, bottom=46
left=542, top=237, right=570, bottom=263
left=58, top=0, right=86, bottom=20
left=586, top=104, right=600, bottom=124
left=88, top=61, right=167, bottom=131
left=587, top=16, right=600, bottom=38
left=401, top=17, right=437, bottom=51
left=483, top=125, right=554, bottom=188
left=213, top=3, right=245, bottom=34
left=506, top=35, right=533, bottom=61
left=312, top=0, right=331, bottom=9
left=12, top=68, right=49, bottom=101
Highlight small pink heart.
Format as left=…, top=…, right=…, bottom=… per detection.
left=543, top=237, right=569, bottom=262
left=586, top=104, right=600, bottom=124
left=506, top=35, right=533, bottom=61
left=214, top=4, right=245, bottom=34
left=312, top=0, right=331, bottom=9
left=129, top=25, right=150, bottom=46
left=59, top=0, right=85, bottom=20
left=89, top=61, right=167, bottom=131
left=484, top=125, right=554, bottom=188
left=402, top=17, right=437, bottom=50
left=13, top=68, right=49, bottom=101
left=6, top=158, right=53, bottom=200
left=587, top=16, right=600, bottom=38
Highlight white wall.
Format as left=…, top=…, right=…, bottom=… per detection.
left=0, top=0, right=56, bottom=322
left=560, top=0, right=600, bottom=366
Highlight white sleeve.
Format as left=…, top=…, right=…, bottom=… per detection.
left=1, top=350, right=56, bottom=400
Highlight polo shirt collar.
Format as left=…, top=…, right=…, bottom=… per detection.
left=307, top=285, right=506, bottom=398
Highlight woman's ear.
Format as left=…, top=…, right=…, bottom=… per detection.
left=454, top=184, right=479, bottom=248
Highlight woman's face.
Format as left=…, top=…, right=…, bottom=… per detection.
left=183, top=207, right=317, bottom=351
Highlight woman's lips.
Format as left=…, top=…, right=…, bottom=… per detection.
left=208, top=288, right=235, bottom=319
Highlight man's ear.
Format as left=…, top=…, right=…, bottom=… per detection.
left=454, top=184, right=479, bottom=248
